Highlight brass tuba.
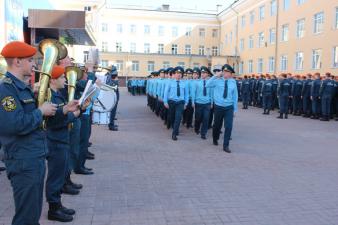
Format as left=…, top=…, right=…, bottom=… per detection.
left=65, top=66, right=83, bottom=102
left=0, top=55, right=7, bottom=79
left=37, top=39, right=68, bottom=107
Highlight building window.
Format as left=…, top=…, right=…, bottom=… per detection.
left=184, top=45, right=191, bottom=55
left=230, top=31, right=233, bottom=43
left=283, top=0, right=290, bottom=11
left=199, top=28, right=205, bottom=37
left=101, top=41, right=108, bottom=52
left=131, top=61, right=139, bottom=72
left=101, top=23, right=108, bottom=32
left=158, top=44, right=164, bottom=54
left=193, top=63, right=200, bottom=68
left=116, top=42, right=122, bottom=52
left=249, top=35, right=254, bottom=49
left=158, top=26, right=164, bottom=36
left=314, top=12, right=324, bottom=34
left=268, top=57, right=275, bottom=72
left=241, top=15, right=246, bottom=28
left=185, top=27, right=192, bottom=36
left=281, top=24, right=289, bottom=42
left=84, top=6, right=91, bottom=11
left=257, top=58, right=263, bottom=73
left=248, top=60, right=253, bottom=73
left=212, top=29, right=218, bottom=38
left=240, top=38, right=244, bottom=52
left=239, top=61, right=244, bottom=74
left=312, top=49, right=322, bottom=69
left=250, top=11, right=255, bottom=25
left=333, top=46, right=338, bottom=68
left=270, top=0, right=277, bottom=16
left=211, top=46, right=218, bottom=56
left=116, top=24, right=123, bottom=33
left=177, top=62, right=185, bottom=69
left=172, top=26, right=178, bottom=37
left=83, top=51, right=89, bottom=63
left=147, top=61, right=155, bottom=72
left=130, top=43, right=136, bottom=53
left=130, top=24, right=136, bottom=33
left=199, top=45, right=205, bottom=55
left=163, top=61, right=170, bottom=68
left=144, top=43, right=150, bottom=54
left=225, top=34, right=228, bottom=45
left=171, top=44, right=178, bottom=55
left=259, top=5, right=265, bottom=21
left=144, top=25, right=150, bottom=34
left=101, top=60, right=108, bottom=67
left=336, top=7, right=338, bottom=29
left=296, top=18, right=305, bottom=38
left=280, top=55, right=288, bottom=71
left=116, top=60, right=123, bottom=71
left=258, top=32, right=265, bottom=47
left=297, top=0, right=306, bottom=4
left=269, top=28, right=276, bottom=44
left=295, top=52, right=304, bottom=70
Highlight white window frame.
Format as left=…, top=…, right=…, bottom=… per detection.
left=212, top=29, right=218, bottom=38
left=248, top=60, right=253, bottom=73
left=199, top=28, right=205, bottom=37
left=258, top=32, right=265, bottom=47
left=101, top=23, right=108, bottom=32
left=257, top=58, right=263, bottom=73
left=311, top=49, right=322, bottom=69
left=250, top=11, right=255, bottom=25
left=281, top=24, right=289, bottom=42
left=171, top=44, right=178, bottom=55
left=130, top=42, right=136, bottom=53
left=199, top=45, right=205, bottom=55
left=130, top=24, right=136, bottom=33
left=158, top=44, right=164, bottom=54
left=313, top=12, right=324, bottom=34
left=239, top=61, right=244, bottom=74
left=185, top=45, right=191, bottom=55
left=259, top=5, right=265, bottom=21
left=116, top=60, right=123, bottom=71
left=147, top=61, right=155, bottom=72
left=295, top=52, right=304, bottom=71
left=333, top=46, right=338, bottom=68
left=163, top=61, right=170, bottom=69
left=283, top=0, right=290, bottom=11
left=132, top=61, right=139, bottom=72
left=270, top=0, right=277, bottom=16
left=144, top=43, right=150, bottom=54
left=211, top=46, right=218, bottom=56
left=172, top=26, right=178, bottom=37
left=280, top=55, right=288, bottom=71
left=144, top=25, right=150, bottom=34
left=241, top=15, right=246, bottom=28
left=116, top=42, right=122, bottom=52
left=240, top=38, right=244, bottom=52
left=296, top=18, right=305, bottom=38
left=249, top=35, right=254, bottom=49
left=116, top=24, right=123, bottom=33
left=185, top=27, right=192, bottom=37
left=158, top=26, right=164, bottom=36
left=101, top=41, right=108, bottom=52
left=269, top=28, right=276, bottom=44
left=268, top=57, right=275, bottom=72
left=177, top=62, right=185, bottom=69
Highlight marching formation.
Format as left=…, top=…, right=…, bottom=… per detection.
left=236, top=72, right=338, bottom=121
left=0, top=41, right=119, bottom=224
left=144, top=64, right=238, bottom=153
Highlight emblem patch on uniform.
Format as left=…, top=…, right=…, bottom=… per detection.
left=1, top=96, right=16, bottom=112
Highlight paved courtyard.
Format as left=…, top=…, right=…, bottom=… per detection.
left=1, top=88, right=338, bottom=225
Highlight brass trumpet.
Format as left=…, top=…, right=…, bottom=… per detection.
left=93, top=65, right=112, bottom=72
left=0, top=55, right=7, bottom=79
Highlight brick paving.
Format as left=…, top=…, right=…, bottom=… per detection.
left=1, top=88, right=338, bottom=225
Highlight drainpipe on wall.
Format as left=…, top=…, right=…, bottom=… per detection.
left=274, top=0, right=280, bottom=75
left=230, top=5, right=239, bottom=75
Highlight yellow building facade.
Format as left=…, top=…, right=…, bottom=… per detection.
left=53, top=0, right=337, bottom=77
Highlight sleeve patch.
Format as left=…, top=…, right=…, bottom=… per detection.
left=1, top=96, right=17, bottom=112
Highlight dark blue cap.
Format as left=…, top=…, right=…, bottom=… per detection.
left=173, top=66, right=184, bottom=74
left=192, top=67, right=201, bottom=74
left=222, top=64, right=235, bottom=73
left=185, top=68, right=193, bottom=74
left=200, top=66, right=211, bottom=75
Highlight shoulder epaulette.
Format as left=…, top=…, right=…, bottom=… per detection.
left=2, top=77, right=13, bottom=84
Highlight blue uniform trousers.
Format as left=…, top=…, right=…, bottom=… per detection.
left=183, top=99, right=194, bottom=128
left=109, top=101, right=118, bottom=128
left=279, top=96, right=289, bottom=113
left=303, top=96, right=312, bottom=115
left=46, top=142, right=69, bottom=203
left=322, top=96, right=332, bottom=116
left=194, top=103, right=211, bottom=136
left=76, top=115, right=90, bottom=171
left=69, top=118, right=81, bottom=172
left=312, top=97, right=321, bottom=115
left=242, top=92, right=250, bottom=108
left=292, top=96, right=302, bottom=113
left=212, top=105, right=234, bottom=148
left=5, top=158, right=45, bottom=225
left=168, top=100, right=184, bottom=136
left=263, top=94, right=272, bottom=110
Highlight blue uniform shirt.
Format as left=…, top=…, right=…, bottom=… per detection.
left=46, top=89, right=76, bottom=144
left=191, top=79, right=212, bottom=104
left=0, top=72, right=47, bottom=159
left=206, top=75, right=238, bottom=112
left=163, top=79, right=189, bottom=105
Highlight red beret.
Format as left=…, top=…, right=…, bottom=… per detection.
left=1, top=41, right=37, bottom=58
left=51, top=65, right=65, bottom=79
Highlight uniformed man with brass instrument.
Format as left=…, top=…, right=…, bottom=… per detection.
left=0, top=41, right=57, bottom=225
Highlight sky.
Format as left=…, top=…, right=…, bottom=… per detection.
left=21, top=0, right=234, bottom=15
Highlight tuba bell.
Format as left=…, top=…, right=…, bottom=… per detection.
left=37, top=39, right=68, bottom=107
left=65, top=66, right=83, bottom=102
left=0, top=55, right=7, bottom=79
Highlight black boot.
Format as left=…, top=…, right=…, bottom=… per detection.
left=66, top=175, right=83, bottom=190
left=60, top=204, right=76, bottom=215
left=266, top=110, right=270, bottom=115
left=262, top=109, right=266, bottom=115
left=48, top=203, right=73, bottom=222
left=277, top=113, right=283, bottom=119
left=62, top=184, right=80, bottom=195
left=284, top=113, right=288, bottom=119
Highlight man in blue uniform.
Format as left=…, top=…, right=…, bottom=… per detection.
left=241, top=75, right=251, bottom=109
left=163, top=66, right=189, bottom=141
left=291, top=75, right=303, bottom=116
left=0, top=41, right=58, bottom=225
left=191, top=66, right=212, bottom=139
left=106, top=66, right=119, bottom=131
left=320, top=73, right=337, bottom=121
left=261, top=75, right=273, bottom=115
left=206, top=64, right=238, bottom=153
left=302, top=73, right=312, bottom=117
left=271, top=75, right=279, bottom=110
left=182, top=68, right=194, bottom=129
left=310, top=73, right=322, bottom=119
left=46, top=66, right=80, bottom=222
left=277, top=73, right=292, bottom=119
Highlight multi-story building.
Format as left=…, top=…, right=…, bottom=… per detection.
left=52, top=0, right=337, bottom=78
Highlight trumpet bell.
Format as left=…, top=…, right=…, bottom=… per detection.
left=39, top=39, right=68, bottom=61
left=65, top=66, right=83, bottom=81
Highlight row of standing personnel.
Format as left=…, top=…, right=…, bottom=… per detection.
left=236, top=72, right=337, bottom=120
left=144, top=64, right=238, bottom=153
left=127, top=78, right=146, bottom=95
left=0, top=41, right=99, bottom=225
